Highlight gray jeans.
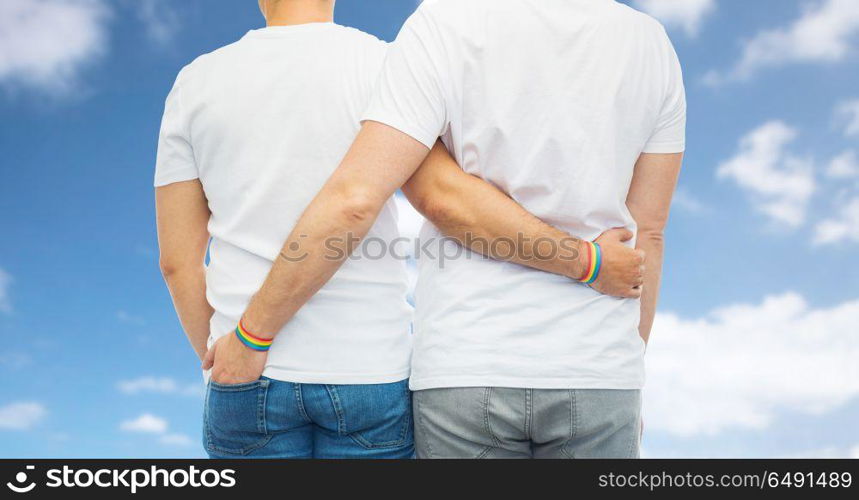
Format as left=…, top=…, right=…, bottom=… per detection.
left=413, top=387, right=641, bottom=459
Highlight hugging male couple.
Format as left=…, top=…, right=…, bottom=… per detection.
left=155, top=0, right=685, bottom=459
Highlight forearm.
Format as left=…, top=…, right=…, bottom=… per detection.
left=636, top=231, right=665, bottom=344
left=155, top=180, right=214, bottom=361
left=404, top=143, right=586, bottom=279
left=163, top=267, right=213, bottom=360
left=241, top=183, right=380, bottom=336
left=426, top=184, right=584, bottom=278
left=241, top=121, right=431, bottom=337
left=625, top=151, right=683, bottom=342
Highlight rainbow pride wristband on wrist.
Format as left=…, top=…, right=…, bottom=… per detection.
left=580, top=241, right=602, bottom=285
left=234, top=321, right=273, bottom=352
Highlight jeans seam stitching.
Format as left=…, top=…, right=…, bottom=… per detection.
left=203, top=382, right=212, bottom=452
left=348, top=432, right=410, bottom=450
left=562, top=389, right=578, bottom=459
left=483, top=387, right=501, bottom=448
left=627, top=391, right=641, bottom=458
left=258, top=380, right=269, bottom=434
left=414, top=393, right=434, bottom=458
left=208, top=434, right=273, bottom=456
left=524, top=389, right=532, bottom=440
left=325, top=385, right=346, bottom=435
left=294, top=384, right=311, bottom=424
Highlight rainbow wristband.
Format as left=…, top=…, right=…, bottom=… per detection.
left=234, top=321, right=273, bottom=352
left=580, top=241, right=602, bottom=285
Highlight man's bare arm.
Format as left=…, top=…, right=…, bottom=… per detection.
left=240, top=121, right=430, bottom=336
left=155, top=180, right=214, bottom=360
left=402, top=141, right=645, bottom=298
left=626, top=152, right=683, bottom=343
left=206, top=124, right=648, bottom=384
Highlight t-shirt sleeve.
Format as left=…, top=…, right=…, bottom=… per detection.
left=362, top=5, right=449, bottom=149
left=642, top=30, right=686, bottom=154
left=154, top=69, right=198, bottom=187
left=361, top=40, right=389, bottom=112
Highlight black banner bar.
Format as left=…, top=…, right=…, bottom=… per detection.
left=0, top=459, right=856, bottom=498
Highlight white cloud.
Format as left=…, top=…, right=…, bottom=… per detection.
left=117, top=376, right=202, bottom=397
left=706, top=0, right=859, bottom=84
left=716, top=121, right=815, bottom=227
left=132, top=0, right=180, bottom=45
left=671, top=188, right=707, bottom=214
left=159, top=433, right=194, bottom=447
left=781, top=444, right=859, bottom=458
left=814, top=197, right=859, bottom=245
left=826, top=150, right=859, bottom=179
left=632, top=0, right=716, bottom=37
left=116, top=310, right=146, bottom=326
left=119, top=413, right=194, bottom=448
left=0, top=267, right=12, bottom=314
left=717, top=121, right=859, bottom=245
left=0, top=0, right=110, bottom=93
left=0, top=402, right=47, bottom=430
left=836, top=99, right=859, bottom=137
left=645, top=293, right=859, bottom=437
left=120, top=413, right=168, bottom=434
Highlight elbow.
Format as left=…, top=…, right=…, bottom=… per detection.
left=415, top=193, right=464, bottom=231
left=159, top=257, right=197, bottom=281
left=407, top=188, right=434, bottom=219
left=158, top=258, right=181, bottom=281
left=407, top=177, right=470, bottom=230
left=336, top=188, right=380, bottom=226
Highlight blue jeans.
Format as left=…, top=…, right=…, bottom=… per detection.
left=204, top=377, right=414, bottom=459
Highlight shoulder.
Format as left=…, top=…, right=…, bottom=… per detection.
left=608, top=1, right=678, bottom=64
left=413, top=0, right=459, bottom=18
left=171, top=38, right=246, bottom=88
left=330, top=24, right=389, bottom=64
left=332, top=24, right=388, bottom=50
left=612, top=2, right=672, bottom=39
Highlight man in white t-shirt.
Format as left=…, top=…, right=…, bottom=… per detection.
left=155, top=0, right=420, bottom=459
left=201, top=0, right=684, bottom=459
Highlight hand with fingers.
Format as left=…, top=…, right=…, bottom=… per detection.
left=202, top=328, right=269, bottom=385
left=585, top=227, right=645, bottom=299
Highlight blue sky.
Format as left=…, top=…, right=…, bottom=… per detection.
left=0, top=0, right=858, bottom=458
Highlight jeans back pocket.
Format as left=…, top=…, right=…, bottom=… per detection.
left=204, top=378, right=272, bottom=456
left=329, top=379, right=412, bottom=450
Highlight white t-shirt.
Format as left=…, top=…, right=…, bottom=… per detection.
left=364, top=0, right=686, bottom=390
left=155, top=23, right=413, bottom=384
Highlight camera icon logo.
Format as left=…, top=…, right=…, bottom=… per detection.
left=6, top=465, right=36, bottom=494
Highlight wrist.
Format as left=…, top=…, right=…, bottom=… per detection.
left=234, top=320, right=275, bottom=352
left=570, top=239, right=601, bottom=284
left=568, top=238, right=589, bottom=280
left=580, top=241, right=602, bottom=284
left=238, top=310, right=277, bottom=341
